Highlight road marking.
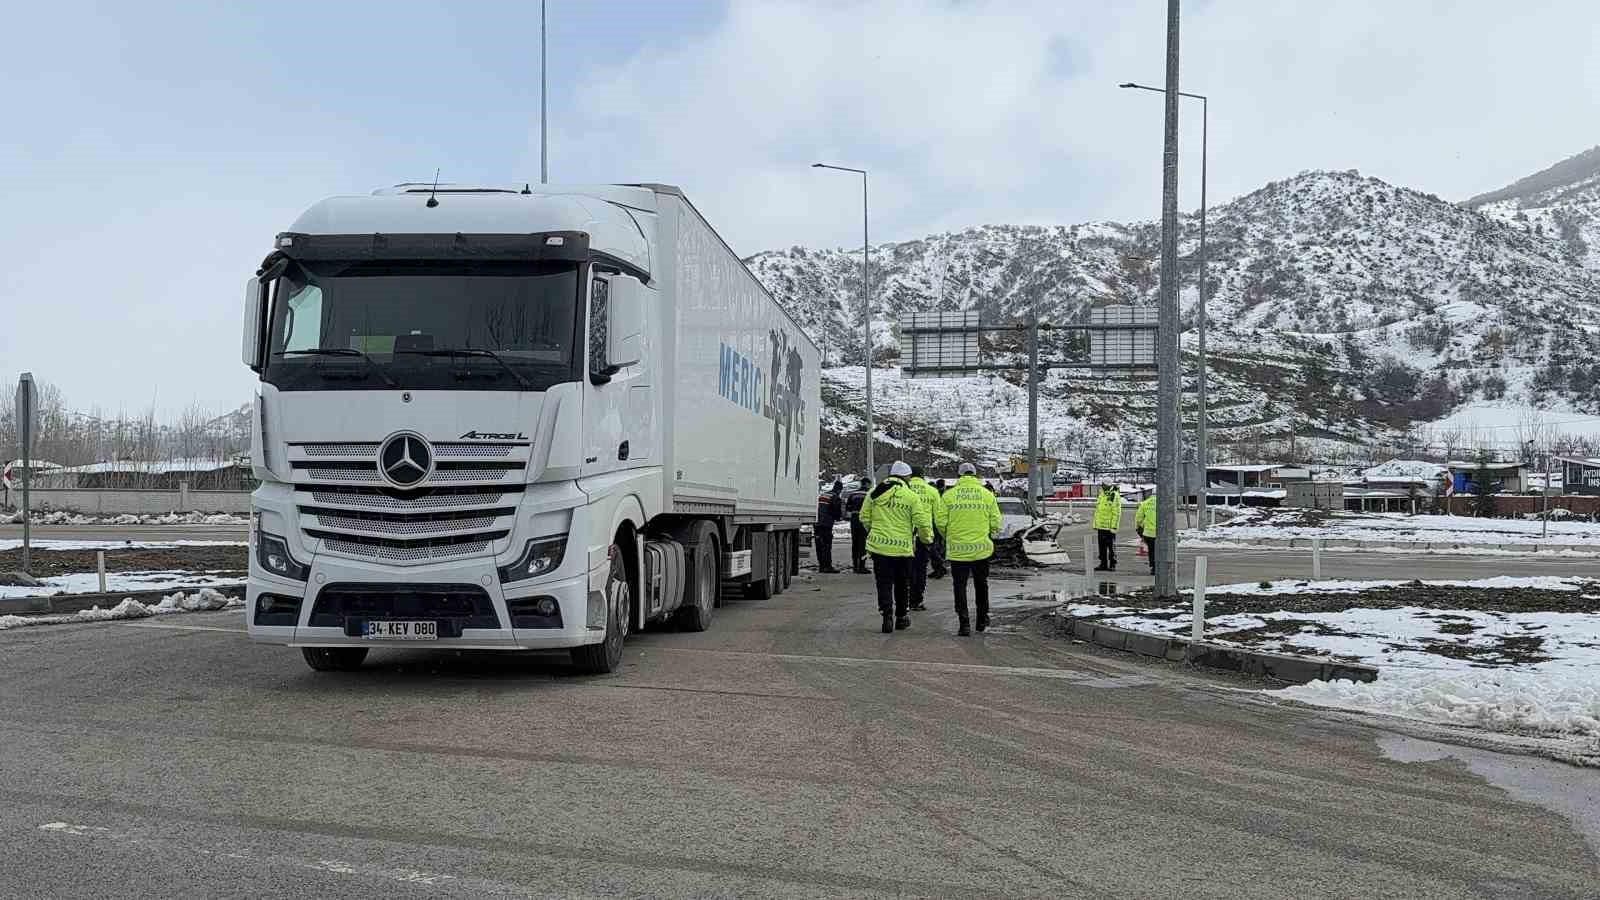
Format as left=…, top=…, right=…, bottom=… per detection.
left=657, top=647, right=1156, bottom=687
left=38, top=820, right=463, bottom=887
left=120, top=622, right=246, bottom=634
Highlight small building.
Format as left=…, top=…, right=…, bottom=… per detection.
left=39, top=458, right=254, bottom=490
left=1286, top=480, right=1343, bottom=510
left=1343, top=487, right=1411, bottom=513
left=1446, top=460, right=1527, bottom=495
left=1556, top=456, right=1600, bottom=496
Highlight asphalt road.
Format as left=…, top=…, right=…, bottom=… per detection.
left=2, top=565, right=1597, bottom=897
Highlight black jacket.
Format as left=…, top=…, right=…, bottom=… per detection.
left=817, top=490, right=844, bottom=525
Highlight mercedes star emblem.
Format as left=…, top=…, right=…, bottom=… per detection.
left=379, top=432, right=433, bottom=487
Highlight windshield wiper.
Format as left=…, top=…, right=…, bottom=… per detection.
left=276, top=348, right=399, bottom=387
left=396, top=348, right=534, bottom=390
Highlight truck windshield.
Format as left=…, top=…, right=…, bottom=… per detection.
left=261, top=259, right=582, bottom=392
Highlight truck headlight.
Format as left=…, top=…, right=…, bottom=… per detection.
left=498, top=534, right=568, bottom=584
left=257, top=530, right=310, bottom=581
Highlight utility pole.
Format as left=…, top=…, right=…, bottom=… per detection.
left=1154, top=0, right=1183, bottom=598
left=540, top=0, right=548, bottom=184
left=812, top=163, right=874, bottom=478
left=1027, top=310, right=1040, bottom=511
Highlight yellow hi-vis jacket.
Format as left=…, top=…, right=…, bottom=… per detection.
left=1093, top=488, right=1122, bottom=531
left=908, top=476, right=945, bottom=531
left=1135, top=495, right=1157, bottom=537
left=860, top=477, right=933, bottom=558
left=934, top=475, right=1002, bottom=562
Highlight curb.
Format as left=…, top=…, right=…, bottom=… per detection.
left=1062, top=617, right=1378, bottom=685
left=0, top=584, right=245, bottom=618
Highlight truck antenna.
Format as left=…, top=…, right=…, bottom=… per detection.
left=425, top=169, right=441, bottom=208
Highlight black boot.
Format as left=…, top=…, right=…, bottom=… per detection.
left=895, top=615, right=911, bottom=630
left=881, top=614, right=894, bottom=634
left=957, top=620, right=971, bottom=636
left=976, top=615, right=989, bottom=632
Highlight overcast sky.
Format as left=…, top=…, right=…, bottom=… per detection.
left=4, top=0, right=1596, bottom=417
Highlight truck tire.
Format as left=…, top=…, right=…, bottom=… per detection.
left=778, top=532, right=793, bottom=591
left=301, top=647, right=368, bottom=672
left=746, top=534, right=777, bottom=600
left=677, top=523, right=719, bottom=632
left=571, top=548, right=629, bottom=674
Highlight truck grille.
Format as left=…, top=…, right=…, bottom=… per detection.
left=288, top=440, right=530, bottom=564
left=309, top=582, right=500, bottom=630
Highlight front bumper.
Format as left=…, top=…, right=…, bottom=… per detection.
left=246, top=495, right=607, bottom=652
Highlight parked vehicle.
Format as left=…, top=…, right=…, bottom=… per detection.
left=241, top=182, right=819, bottom=673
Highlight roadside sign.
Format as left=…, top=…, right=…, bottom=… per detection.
left=898, top=311, right=983, bottom=378
left=1088, top=306, right=1158, bottom=368
left=1, top=462, right=12, bottom=490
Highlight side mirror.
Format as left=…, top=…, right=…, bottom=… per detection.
left=242, top=277, right=268, bottom=372
left=606, top=275, right=644, bottom=370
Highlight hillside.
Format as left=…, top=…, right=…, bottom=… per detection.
left=1467, top=146, right=1600, bottom=271
left=748, top=161, right=1600, bottom=473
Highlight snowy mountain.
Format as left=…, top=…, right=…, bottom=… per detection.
left=748, top=156, right=1600, bottom=472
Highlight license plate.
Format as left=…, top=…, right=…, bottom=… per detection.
left=362, top=620, right=438, bottom=640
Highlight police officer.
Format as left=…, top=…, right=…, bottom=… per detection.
left=815, top=479, right=844, bottom=573
left=1135, top=487, right=1157, bottom=575
left=846, top=477, right=872, bottom=573
left=935, top=462, right=1002, bottom=636
left=860, top=461, right=932, bottom=633
left=906, top=465, right=946, bottom=604
left=1093, top=482, right=1122, bottom=572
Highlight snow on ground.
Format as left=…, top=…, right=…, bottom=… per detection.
left=0, top=510, right=249, bottom=526
left=1425, top=400, right=1600, bottom=449
left=0, top=539, right=246, bottom=551
left=1064, top=577, right=1600, bottom=754
left=0, top=588, right=241, bottom=631
left=0, top=571, right=244, bottom=600
left=1195, top=508, right=1600, bottom=547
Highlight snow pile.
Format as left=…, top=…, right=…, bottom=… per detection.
left=1207, top=575, right=1590, bottom=595
left=0, top=539, right=246, bottom=551
left=1283, top=670, right=1600, bottom=744
left=0, top=588, right=240, bottom=631
left=0, top=571, right=245, bottom=600
left=1194, top=509, right=1600, bottom=547
left=0, top=510, right=247, bottom=526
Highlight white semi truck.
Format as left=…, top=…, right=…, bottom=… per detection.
left=240, top=183, right=819, bottom=673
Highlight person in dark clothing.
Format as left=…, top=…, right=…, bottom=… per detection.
left=815, top=479, right=844, bottom=573
left=935, top=479, right=947, bottom=493
left=846, top=478, right=872, bottom=573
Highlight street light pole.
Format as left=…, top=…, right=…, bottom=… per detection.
left=813, top=163, right=874, bottom=479
left=1120, top=79, right=1209, bottom=529
left=540, top=0, right=548, bottom=184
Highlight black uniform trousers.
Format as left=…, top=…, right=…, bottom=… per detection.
left=814, top=519, right=836, bottom=570
left=871, top=553, right=911, bottom=617
left=849, top=518, right=868, bottom=571
left=1096, top=529, right=1118, bottom=570
left=950, top=558, right=990, bottom=624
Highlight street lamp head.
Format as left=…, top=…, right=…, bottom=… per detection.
left=811, top=163, right=824, bottom=168
left=1118, top=82, right=1139, bottom=88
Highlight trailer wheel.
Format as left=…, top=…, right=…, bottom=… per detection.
left=571, top=548, right=629, bottom=674
left=677, top=522, right=719, bottom=632
left=778, top=532, right=793, bottom=592
left=301, top=647, right=368, bottom=672
left=746, top=534, right=777, bottom=600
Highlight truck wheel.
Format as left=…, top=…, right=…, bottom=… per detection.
left=746, top=534, right=777, bottom=600
left=301, top=647, right=368, bottom=672
left=677, top=523, right=719, bottom=632
left=778, top=533, right=793, bottom=591
left=571, top=548, right=629, bottom=674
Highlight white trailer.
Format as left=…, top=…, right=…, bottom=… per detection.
left=241, top=183, right=819, bottom=673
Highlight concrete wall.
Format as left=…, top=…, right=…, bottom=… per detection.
left=2, top=486, right=252, bottom=515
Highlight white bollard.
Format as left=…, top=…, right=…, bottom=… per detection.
left=1312, top=537, right=1322, bottom=580
left=1192, top=556, right=1207, bottom=642
left=97, top=550, right=107, bottom=593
